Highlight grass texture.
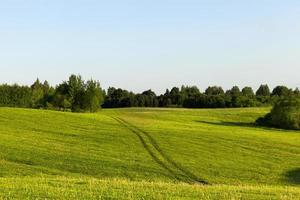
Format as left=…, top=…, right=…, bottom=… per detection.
left=0, top=107, right=299, bottom=199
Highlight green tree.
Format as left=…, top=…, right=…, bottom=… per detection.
left=256, top=84, right=271, bottom=104
left=256, top=84, right=270, bottom=96
left=31, top=79, right=44, bottom=108
left=169, top=87, right=181, bottom=105
left=240, top=86, right=257, bottom=107
left=226, top=86, right=241, bottom=107
left=257, top=97, right=300, bottom=130
left=160, top=89, right=171, bottom=107
left=181, top=86, right=201, bottom=108
left=271, top=86, right=291, bottom=97
left=294, top=88, right=300, bottom=96
left=242, top=87, right=254, bottom=97
left=205, top=86, right=224, bottom=96
left=84, top=80, right=103, bottom=112
left=68, top=75, right=85, bottom=112
left=52, top=82, right=71, bottom=111
left=142, top=89, right=158, bottom=107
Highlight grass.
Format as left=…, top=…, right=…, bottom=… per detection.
left=1, top=177, right=300, bottom=200
left=0, top=107, right=299, bottom=199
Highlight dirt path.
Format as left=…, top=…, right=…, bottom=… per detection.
left=112, top=117, right=209, bottom=185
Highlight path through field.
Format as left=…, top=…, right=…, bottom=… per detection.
left=113, top=116, right=209, bottom=185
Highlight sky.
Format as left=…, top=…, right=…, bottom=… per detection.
left=0, top=0, right=299, bottom=94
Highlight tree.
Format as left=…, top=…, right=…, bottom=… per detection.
left=42, top=80, right=50, bottom=94
left=181, top=86, right=200, bottom=97
left=256, top=84, right=270, bottom=96
left=294, top=88, right=300, bottom=96
left=135, top=94, right=146, bottom=107
left=42, top=80, right=55, bottom=107
left=256, top=84, right=271, bottom=105
left=169, top=87, right=181, bottom=106
left=0, top=84, right=31, bottom=107
left=159, top=89, right=171, bottom=107
left=271, top=86, right=291, bottom=97
left=53, top=94, right=71, bottom=111
left=53, top=82, right=71, bottom=111
left=226, top=86, right=241, bottom=107
left=68, top=75, right=85, bottom=112
left=84, top=80, right=103, bottom=112
left=240, top=86, right=257, bottom=107
left=257, top=97, right=300, bottom=130
left=102, top=87, right=132, bottom=108
left=242, top=87, right=254, bottom=97
left=202, top=86, right=226, bottom=108
left=205, top=86, right=224, bottom=96
left=181, top=86, right=201, bottom=108
left=142, top=89, right=158, bottom=107
left=31, top=79, right=45, bottom=108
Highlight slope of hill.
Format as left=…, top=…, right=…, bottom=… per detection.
left=0, top=107, right=299, bottom=199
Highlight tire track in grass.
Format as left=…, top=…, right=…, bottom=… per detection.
left=122, top=118, right=209, bottom=185
left=117, top=117, right=209, bottom=185
left=113, top=117, right=209, bottom=185
left=112, top=117, right=182, bottom=181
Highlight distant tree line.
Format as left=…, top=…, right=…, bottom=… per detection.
left=0, top=74, right=299, bottom=112
left=0, top=75, right=103, bottom=112
left=103, top=85, right=300, bottom=109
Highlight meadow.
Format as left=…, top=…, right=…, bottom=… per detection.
left=0, top=107, right=299, bottom=199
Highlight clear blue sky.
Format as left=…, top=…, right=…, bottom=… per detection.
left=0, top=0, right=299, bottom=94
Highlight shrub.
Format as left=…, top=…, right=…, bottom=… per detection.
left=256, top=97, right=300, bottom=130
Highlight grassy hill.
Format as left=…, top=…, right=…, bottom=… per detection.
left=0, top=107, right=299, bottom=199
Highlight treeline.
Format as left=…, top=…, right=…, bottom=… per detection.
left=103, top=85, right=300, bottom=109
left=0, top=74, right=299, bottom=112
left=0, top=75, right=103, bottom=112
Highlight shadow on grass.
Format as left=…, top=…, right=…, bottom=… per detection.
left=196, top=120, right=256, bottom=128
left=285, top=168, right=300, bottom=185
left=196, top=120, right=300, bottom=133
left=195, top=120, right=286, bottom=132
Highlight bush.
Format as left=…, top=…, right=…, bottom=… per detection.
left=256, top=97, right=300, bottom=130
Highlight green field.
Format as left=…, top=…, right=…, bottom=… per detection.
left=0, top=107, right=299, bottom=199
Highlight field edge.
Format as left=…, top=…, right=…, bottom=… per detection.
left=0, top=177, right=299, bottom=200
